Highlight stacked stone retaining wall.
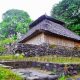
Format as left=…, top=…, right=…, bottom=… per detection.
left=11, top=43, right=80, bottom=57
left=0, top=61, right=80, bottom=75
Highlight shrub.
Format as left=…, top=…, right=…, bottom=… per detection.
left=49, top=44, right=56, bottom=48
left=0, top=67, right=23, bottom=80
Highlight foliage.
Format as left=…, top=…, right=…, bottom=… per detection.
left=0, top=9, right=32, bottom=54
left=59, top=74, right=80, bottom=80
left=0, top=9, right=32, bottom=39
left=49, top=44, right=57, bottom=48
left=0, top=67, right=23, bottom=80
left=51, top=0, right=80, bottom=35
left=0, top=54, right=25, bottom=61
left=59, top=74, right=66, bottom=80
left=0, top=38, right=14, bottom=54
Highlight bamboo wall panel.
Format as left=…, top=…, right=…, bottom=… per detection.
left=25, top=33, right=45, bottom=45
left=44, top=34, right=75, bottom=47
left=24, top=33, right=80, bottom=47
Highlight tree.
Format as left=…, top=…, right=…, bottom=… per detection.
left=51, top=0, right=80, bottom=35
left=0, top=38, right=14, bottom=55
left=0, top=9, right=32, bottom=39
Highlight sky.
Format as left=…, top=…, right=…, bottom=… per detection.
left=0, top=0, right=61, bottom=21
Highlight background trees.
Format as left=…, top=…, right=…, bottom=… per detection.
left=51, top=0, right=80, bottom=35
left=0, top=9, right=32, bottom=40
left=0, top=9, right=32, bottom=54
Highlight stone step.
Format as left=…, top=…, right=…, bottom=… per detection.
left=12, top=68, right=58, bottom=80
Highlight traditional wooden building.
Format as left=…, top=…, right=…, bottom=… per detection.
left=19, top=15, right=80, bottom=48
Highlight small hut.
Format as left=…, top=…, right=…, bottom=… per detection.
left=19, top=15, right=80, bottom=48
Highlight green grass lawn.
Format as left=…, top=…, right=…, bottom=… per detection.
left=0, top=67, right=23, bottom=80
left=0, top=54, right=80, bottom=64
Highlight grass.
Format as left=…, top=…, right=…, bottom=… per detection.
left=0, top=54, right=25, bottom=61
left=26, top=55, right=80, bottom=64
left=70, top=74, right=80, bottom=79
left=0, top=54, right=80, bottom=64
left=0, top=67, right=23, bottom=80
left=59, top=74, right=80, bottom=80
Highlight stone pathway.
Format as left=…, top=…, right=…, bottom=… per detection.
left=12, top=68, right=58, bottom=80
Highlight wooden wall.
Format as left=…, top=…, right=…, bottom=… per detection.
left=25, top=33, right=45, bottom=45
left=24, top=33, right=80, bottom=48
left=44, top=34, right=75, bottom=47
left=75, top=42, right=80, bottom=47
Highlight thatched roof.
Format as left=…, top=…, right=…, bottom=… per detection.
left=19, top=15, right=80, bottom=43
left=29, top=15, right=65, bottom=28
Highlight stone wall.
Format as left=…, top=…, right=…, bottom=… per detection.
left=12, top=43, right=80, bottom=57
left=0, top=61, right=80, bottom=76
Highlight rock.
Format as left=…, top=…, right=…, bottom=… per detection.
left=77, top=78, right=80, bottom=80
left=48, top=75, right=58, bottom=80
left=73, top=70, right=78, bottom=75
left=12, top=68, right=58, bottom=80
